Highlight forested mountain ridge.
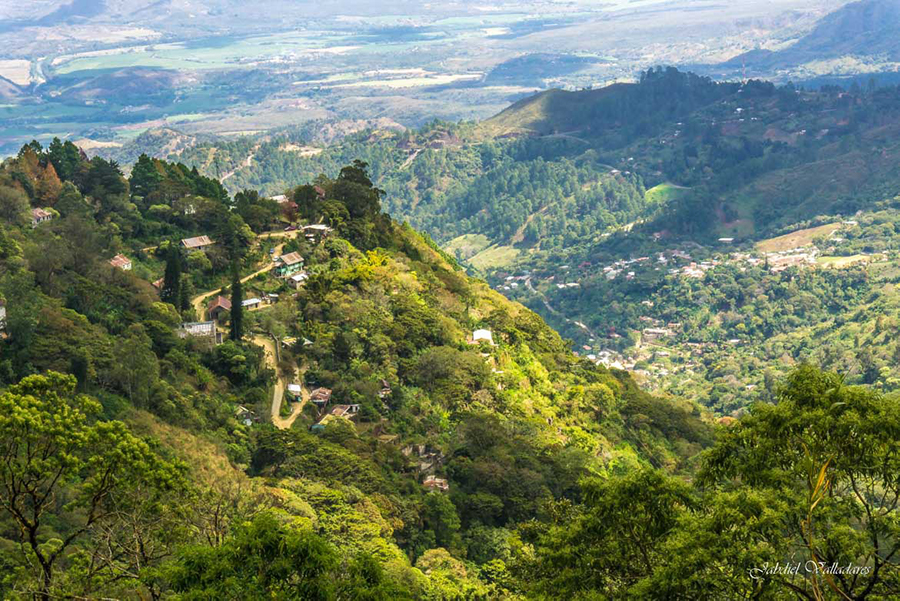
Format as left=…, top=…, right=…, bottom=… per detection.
left=0, top=141, right=715, bottom=597
left=1, top=137, right=898, bottom=598
left=105, top=67, right=900, bottom=417
left=167, top=68, right=900, bottom=247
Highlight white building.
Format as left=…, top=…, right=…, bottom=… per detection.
left=472, top=329, right=495, bottom=345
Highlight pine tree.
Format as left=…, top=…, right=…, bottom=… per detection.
left=161, top=244, right=182, bottom=308
left=230, top=266, right=243, bottom=341
left=129, top=154, right=162, bottom=200
left=36, top=163, right=62, bottom=206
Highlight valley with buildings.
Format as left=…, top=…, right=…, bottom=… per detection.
left=1, top=1, right=899, bottom=599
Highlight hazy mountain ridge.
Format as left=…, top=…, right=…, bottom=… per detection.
left=720, top=0, right=900, bottom=78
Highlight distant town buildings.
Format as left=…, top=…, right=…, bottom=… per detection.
left=766, top=250, right=818, bottom=273
left=642, top=327, right=673, bottom=343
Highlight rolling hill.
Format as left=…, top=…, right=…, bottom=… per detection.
left=131, top=69, right=900, bottom=417
left=723, top=0, right=900, bottom=77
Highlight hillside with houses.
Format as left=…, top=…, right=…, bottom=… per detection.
left=0, top=142, right=724, bottom=598
left=0, top=114, right=898, bottom=598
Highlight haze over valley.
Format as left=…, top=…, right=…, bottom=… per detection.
left=1, top=2, right=899, bottom=599
left=0, top=0, right=873, bottom=154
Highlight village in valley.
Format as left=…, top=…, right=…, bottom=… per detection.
left=491, top=216, right=887, bottom=405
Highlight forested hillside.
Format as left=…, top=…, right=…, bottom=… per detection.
left=0, top=141, right=705, bottom=597
left=146, top=68, right=900, bottom=413
left=1, top=138, right=898, bottom=598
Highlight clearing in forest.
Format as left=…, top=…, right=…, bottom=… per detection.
left=757, top=222, right=841, bottom=253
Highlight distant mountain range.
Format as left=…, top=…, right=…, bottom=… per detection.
left=715, top=0, right=900, bottom=79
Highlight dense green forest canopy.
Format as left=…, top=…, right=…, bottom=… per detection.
left=140, top=68, right=900, bottom=414
left=0, top=136, right=897, bottom=598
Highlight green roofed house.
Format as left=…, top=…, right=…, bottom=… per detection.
left=276, top=252, right=304, bottom=277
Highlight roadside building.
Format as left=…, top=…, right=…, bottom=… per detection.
left=276, top=252, right=304, bottom=277
left=242, top=298, right=262, bottom=310
left=302, top=224, right=333, bottom=242
left=207, top=296, right=232, bottom=321
left=181, top=235, right=214, bottom=251
left=287, top=384, right=303, bottom=401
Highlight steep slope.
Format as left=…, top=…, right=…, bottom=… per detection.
left=161, top=70, right=900, bottom=416
left=726, top=0, right=900, bottom=75
left=0, top=141, right=714, bottom=598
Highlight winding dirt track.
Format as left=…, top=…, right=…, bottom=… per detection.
left=254, top=334, right=307, bottom=429
left=188, top=230, right=307, bottom=429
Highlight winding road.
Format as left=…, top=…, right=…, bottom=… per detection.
left=525, top=276, right=599, bottom=340
left=188, top=229, right=308, bottom=429
left=254, top=334, right=308, bottom=429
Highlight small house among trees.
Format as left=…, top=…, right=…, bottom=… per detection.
left=207, top=296, right=232, bottom=321
left=276, top=252, right=304, bottom=277
left=31, top=208, right=53, bottom=227
left=309, top=387, right=332, bottom=407
left=181, top=235, right=214, bottom=251
left=288, top=272, right=308, bottom=289
left=302, top=224, right=333, bottom=242
left=241, top=298, right=262, bottom=310
left=423, top=475, right=450, bottom=492
left=108, top=254, right=132, bottom=271
left=329, top=404, right=360, bottom=418
left=177, top=321, right=221, bottom=348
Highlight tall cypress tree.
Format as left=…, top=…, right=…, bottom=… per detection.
left=161, top=244, right=182, bottom=308
left=230, top=265, right=243, bottom=341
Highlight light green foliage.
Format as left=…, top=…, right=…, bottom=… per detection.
left=0, top=148, right=717, bottom=599
left=0, top=372, right=185, bottom=598
left=165, top=511, right=414, bottom=600
left=524, top=365, right=900, bottom=599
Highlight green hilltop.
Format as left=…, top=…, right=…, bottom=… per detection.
left=1, top=93, right=898, bottom=598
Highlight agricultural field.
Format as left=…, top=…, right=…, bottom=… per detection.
left=757, top=222, right=842, bottom=253
left=0, top=0, right=848, bottom=156
left=467, top=245, right=522, bottom=271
